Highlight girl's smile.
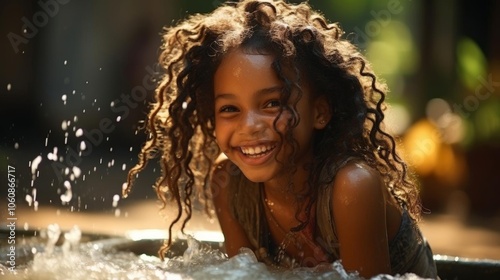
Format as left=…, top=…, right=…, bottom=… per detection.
left=235, top=141, right=278, bottom=166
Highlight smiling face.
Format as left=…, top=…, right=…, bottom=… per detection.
left=213, top=48, right=322, bottom=185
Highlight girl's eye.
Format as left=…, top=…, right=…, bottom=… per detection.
left=218, top=105, right=238, bottom=113
left=265, top=100, right=281, bottom=108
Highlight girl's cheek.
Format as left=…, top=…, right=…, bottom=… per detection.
left=275, top=111, right=292, bottom=132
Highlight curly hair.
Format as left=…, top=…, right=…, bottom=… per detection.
left=123, top=0, right=421, bottom=259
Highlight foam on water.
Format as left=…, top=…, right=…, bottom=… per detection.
left=1, top=226, right=429, bottom=280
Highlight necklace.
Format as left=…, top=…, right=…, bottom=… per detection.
left=260, top=186, right=331, bottom=266
left=261, top=187, right=303, bottom=265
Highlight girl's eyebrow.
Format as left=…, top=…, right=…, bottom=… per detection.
left=214, top=85, right=283, bottom=101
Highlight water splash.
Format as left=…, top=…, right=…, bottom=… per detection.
left=62, top=226, right=81, bottom=254
left=2, top=227, right=428, bottom=280
left=45, top=224, right=61, bottom=255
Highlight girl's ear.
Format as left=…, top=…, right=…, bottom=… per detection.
left=313, top=95, right=332, bottom=129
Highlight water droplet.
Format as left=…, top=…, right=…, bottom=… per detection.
left=112, top=194, right=120, bottom=207
left=63, top=60, right=67, bottom=65
left=61, top=120, right=68, bottom=131
left=7, top=83, right=12, bottom=91
left=75, top=128, right=83, bottom=137
left=26, top=194, right=33, bottom=206
left=14, top=142, right=19, bottom=149
left=72, top=166, right=81, bottom=178
left=31, top=155, right=42, bottom=175
left=122, top=163, right=126, bottom=171
left=116, top=116, right=121, bottom=122
left=48, top=147, right=58, bottom=161
left=79, top=141, right=86, bottom=151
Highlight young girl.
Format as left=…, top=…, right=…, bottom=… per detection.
left=123, top=0, right=438, bottom=278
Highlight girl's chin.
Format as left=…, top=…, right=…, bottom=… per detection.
left=236, top=166, right=279, bottom=183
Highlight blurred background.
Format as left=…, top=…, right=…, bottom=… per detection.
left=1, top=0, right=499, bottom=260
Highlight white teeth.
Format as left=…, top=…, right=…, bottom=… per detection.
left=241, top=144, right=274, bottom=156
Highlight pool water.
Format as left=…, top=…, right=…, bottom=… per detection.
left=0, top=226, right=427, bottom=280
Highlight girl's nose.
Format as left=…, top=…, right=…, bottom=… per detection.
left=239, top=111, right=265, bottom=136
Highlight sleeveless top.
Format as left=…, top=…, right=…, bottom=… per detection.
left=226, top=163, right=438, bottom=278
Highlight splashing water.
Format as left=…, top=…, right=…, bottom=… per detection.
left=62, top=226, right=82, bottom=254
left=45, top=224, right=61, bottom=255
left=0, top=225, right=428, bottom=280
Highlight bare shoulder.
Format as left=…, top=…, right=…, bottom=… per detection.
left=332, top=161, right=385, bottom=205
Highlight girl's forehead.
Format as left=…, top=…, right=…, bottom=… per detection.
left=220, top=48, right=274, bottom=69
left=216, top=47, right=295, bottom=81
left=214, top=49, right=279, bottom=94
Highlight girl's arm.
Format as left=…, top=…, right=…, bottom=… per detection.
left=211, top=160, right=253, bottom=257
left=331, top=161, right=392, bottom=278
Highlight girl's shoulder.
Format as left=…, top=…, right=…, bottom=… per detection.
left=334, top=160, right=382, bottom=185
left=331, top=160, right=386, bottom=209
